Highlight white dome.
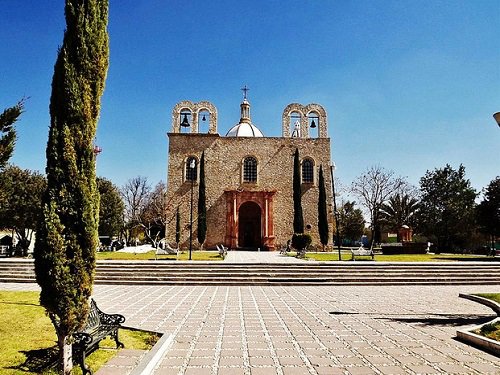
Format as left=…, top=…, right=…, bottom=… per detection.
left=226, top=121, right=264, bottom=137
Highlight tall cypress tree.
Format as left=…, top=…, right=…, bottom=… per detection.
left=293, top=148, right=304, bottom=233
left=318, top=165, right=329, bottom=249
left=197, top=151, right=207, bottom=247
left=33, top=1, right=109, bottom=373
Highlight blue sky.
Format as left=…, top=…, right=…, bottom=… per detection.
left=2, top=0, right=499, bottom=194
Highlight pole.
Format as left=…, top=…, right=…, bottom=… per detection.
left=189, top=159, right=196, bottom=261
left=330, top=163, right=342, bottom=261
left=189, top=177, right=194, bottom=261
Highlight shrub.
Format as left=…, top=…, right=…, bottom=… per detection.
left=292, top=233, right=312, bottom=250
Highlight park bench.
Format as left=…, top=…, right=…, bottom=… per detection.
left=217, top=244, right=228, bottom=258
left=73, top=299, right=126, bottom=375
left=350, top=246, right=374, bottom=261
left=155, top=243, right=179, bottom=259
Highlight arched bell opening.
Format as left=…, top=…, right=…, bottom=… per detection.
left=179, top=109, right=192, bottom=133
left=289, top=111, right=302, bottom=138
left=307, top=111, right=320, bottom=138
left=197, top=109, right=210, bottom=133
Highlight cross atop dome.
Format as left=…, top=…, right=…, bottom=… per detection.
left=241, top=85, right=249, bottom=100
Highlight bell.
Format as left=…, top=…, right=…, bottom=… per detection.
left=310, top=119, right=317, bottom=128
left=202, top=114, right=206, bottom=121
left=180, top=113, right=190, bottom=127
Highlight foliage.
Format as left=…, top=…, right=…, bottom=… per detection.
left=379, top=193, right=420, bottom=237
left=121, top=176, right=151, bottom=243
left=139, top=181, right=167, bottom=247
left=197, top=151, right=207, bottom=246
left=317, top=165, right=329, bottom=248
left=0, top=166, right=46, bottom=255
left=417, top=164, right=477, bottom=252
left=476, top=176, right=500, bottom=247
left=291, top=233, right=312, bottom=250
left=338, top=201, right=365, bottom=245
left=97, top=177, right=124, bottom=238
left=0, top=99, right=24, bottom=170
left=0, top=291, right=158, bottom=375
left=33, top=1, right=109, bottom=373
left=350, top=165, right=407, bottom=247
left=293, top=148, right=304, bottom=233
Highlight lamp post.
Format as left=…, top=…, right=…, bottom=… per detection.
left=493, top=112, right=500, bottom=128
left=330, top=162, right=342, bottom=261
left=189, top=158, right=196, bottom=261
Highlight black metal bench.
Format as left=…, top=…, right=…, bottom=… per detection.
left=72, top=299, right=126, bottom=375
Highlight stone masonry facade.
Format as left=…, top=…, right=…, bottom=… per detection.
left=165, top=100, right=334, bottom=251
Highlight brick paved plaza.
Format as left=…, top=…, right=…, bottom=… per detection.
left=4, top=282, right=498, bottom=374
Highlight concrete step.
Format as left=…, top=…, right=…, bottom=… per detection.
left=0, top=259, right=499, bottom=285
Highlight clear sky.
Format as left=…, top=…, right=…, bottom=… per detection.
left=2, top=1, right=499, bottom=194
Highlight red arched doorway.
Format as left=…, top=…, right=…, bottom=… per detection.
left=238, top=201, right=261, bottom=249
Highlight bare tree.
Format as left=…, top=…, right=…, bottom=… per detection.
left=350, top=166, right=407, bottom=248
left=139, top=182, right=167, bottom=248
left=121, top=176, right=151, bottom=244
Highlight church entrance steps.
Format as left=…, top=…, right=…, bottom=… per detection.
left=0, top=259, right=499, bottom=285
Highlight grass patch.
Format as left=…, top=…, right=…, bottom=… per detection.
left=475, top=293, right=500, bottom=304
left=0, top=291, right=159, bottom=374
left=469, top=294, right=500, bottom=342
left=96, top=250, right=224, bottom=261
left=297, top=252, right=496, bottom=262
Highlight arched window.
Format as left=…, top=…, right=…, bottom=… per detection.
left=302, top=158, right=314, bottom=184
left=243, top=156, right=257, bottom=182
left=185, top=156, right=197, bottom=182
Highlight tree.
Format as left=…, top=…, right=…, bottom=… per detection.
left=476, top=176, right=500, bottom=250
left=121, top=176, right=151, bottom=244
left=338, top=201, right=365, bottom=246
left=350, top=165, right=406, bottom=248
left=317, top=165, right=329, bottom=249
left=293, top=148, right=304, bottom=233
left=97, top=177, right=124, bottom=238
left=33, top=1, right=109, bottom=373
left=379, top=193, right=420, bottom=239
left=0, top=99, right=24, bottom=170
left=139, top=181, right=167, bottom=247
left=0, top=166, right=46, bottom=255
left=417, top=164, right=477, bottom=252
left=197, top=151, right=207, bottom=247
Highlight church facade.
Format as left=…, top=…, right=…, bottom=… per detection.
left=164, top=94, right=334, bottom=251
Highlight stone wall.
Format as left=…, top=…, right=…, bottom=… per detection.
left=165, top=133, right=334, bottom=250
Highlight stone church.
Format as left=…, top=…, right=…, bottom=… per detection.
left=165, top=91, right=334, bottom=251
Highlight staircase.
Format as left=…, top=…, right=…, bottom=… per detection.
left=1, top=259, right=499, bottom=285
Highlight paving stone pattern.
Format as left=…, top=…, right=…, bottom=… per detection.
left=98, top=284, right=500, bottom=374
left=2, top=283, right=499, bottom=374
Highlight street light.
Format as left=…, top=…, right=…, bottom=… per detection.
left=330, top=162, right=342, bottom=261
left=493, top=112, right=500, bottom=128
left=189, top=158, right=196, bottom=261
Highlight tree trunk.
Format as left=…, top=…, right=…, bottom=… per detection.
left=58, top=334, right=73, bottom=374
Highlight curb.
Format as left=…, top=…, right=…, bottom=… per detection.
left=457, top=293, right=500, bottom=357
left=128, top=333, right=173, bottom=375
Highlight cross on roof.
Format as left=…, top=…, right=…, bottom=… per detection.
left=241, top=85, right=249, bottom=99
